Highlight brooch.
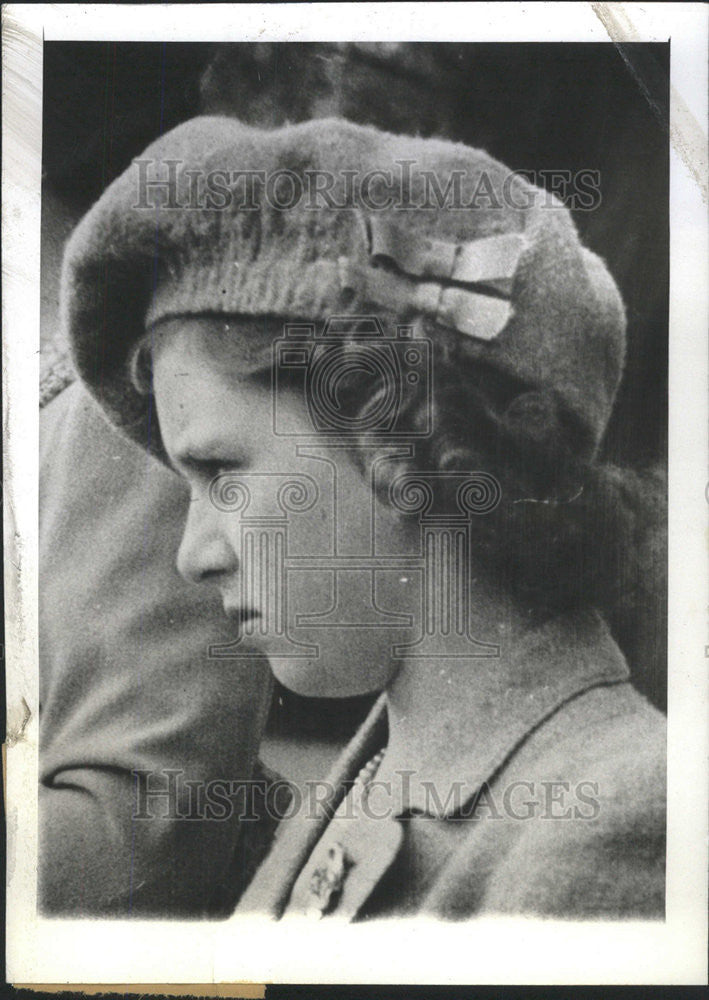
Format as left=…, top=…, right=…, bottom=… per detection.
left=307, top=842, right=351, bottom=918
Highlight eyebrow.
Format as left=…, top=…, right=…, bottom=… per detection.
left=229, top=364, right=274, bottom=389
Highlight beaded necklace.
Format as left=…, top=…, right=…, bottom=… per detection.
left=306, top=747, right=386, bottom=918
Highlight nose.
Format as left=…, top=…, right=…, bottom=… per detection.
left=176, top=493, right=239, bottom=586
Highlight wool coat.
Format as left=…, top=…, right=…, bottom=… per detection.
left=237, top=608, right=666, bottom=920
left=39, top=382, right=275, bottom=916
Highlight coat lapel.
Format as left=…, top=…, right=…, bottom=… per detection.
left=283, top=798, right=403, bottom=920
left=235, top=693, right=389, bottom=917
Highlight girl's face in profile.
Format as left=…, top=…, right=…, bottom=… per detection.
left=152, top=316, right=419, bottom=698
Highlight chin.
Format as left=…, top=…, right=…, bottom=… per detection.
left=268, top=653, right=397, bottom=699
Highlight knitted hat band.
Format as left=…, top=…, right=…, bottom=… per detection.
left=145, top=227, right=526, bottom=345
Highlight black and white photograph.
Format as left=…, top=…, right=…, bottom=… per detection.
left=4, top=2, right=707, bottom=988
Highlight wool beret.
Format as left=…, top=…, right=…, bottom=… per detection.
left=62, top=115, right=625, bottom=457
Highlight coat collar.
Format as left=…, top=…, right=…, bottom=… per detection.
left=235, top=692, right=388, bottom=918
left=383, top=606, right=630, bottom=817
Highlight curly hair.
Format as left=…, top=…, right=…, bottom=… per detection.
left=305, top=318, right=666, bottom=620
left=131, top=314, right=666, bottom=622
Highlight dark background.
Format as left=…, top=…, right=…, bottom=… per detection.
left=42, top=41, right=669, bottom=717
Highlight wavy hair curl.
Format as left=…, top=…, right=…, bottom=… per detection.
left=324, top=320, right=665, bottom=621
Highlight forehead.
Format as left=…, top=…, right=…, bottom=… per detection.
left=149, top=316, right=281, bottom=446
left=149, top=314, right=282, bottom=378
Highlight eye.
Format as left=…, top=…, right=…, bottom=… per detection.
left=202, top=461, right=239, bottom=483
left=247, top=365, right=276, bottom=388
left=174, top=455, right=238, bottom=486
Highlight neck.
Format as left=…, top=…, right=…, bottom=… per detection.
left=378, top=572, right=539, bottom=793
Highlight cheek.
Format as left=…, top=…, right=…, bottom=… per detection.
left=231, top=445, right=418, bottom=697
left=268, top=551, right=414, bottom=700
left=326, top=454, right=421, bottom=556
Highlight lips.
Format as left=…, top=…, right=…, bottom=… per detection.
left=223, top=605, right=262, bottom=626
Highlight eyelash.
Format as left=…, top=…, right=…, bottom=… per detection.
left=202, top=462, right=237, bottom=482
left=176, top=460, right=232, bottom=487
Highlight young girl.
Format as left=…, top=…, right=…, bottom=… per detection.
left=63, top=115, right=666, bottom=919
